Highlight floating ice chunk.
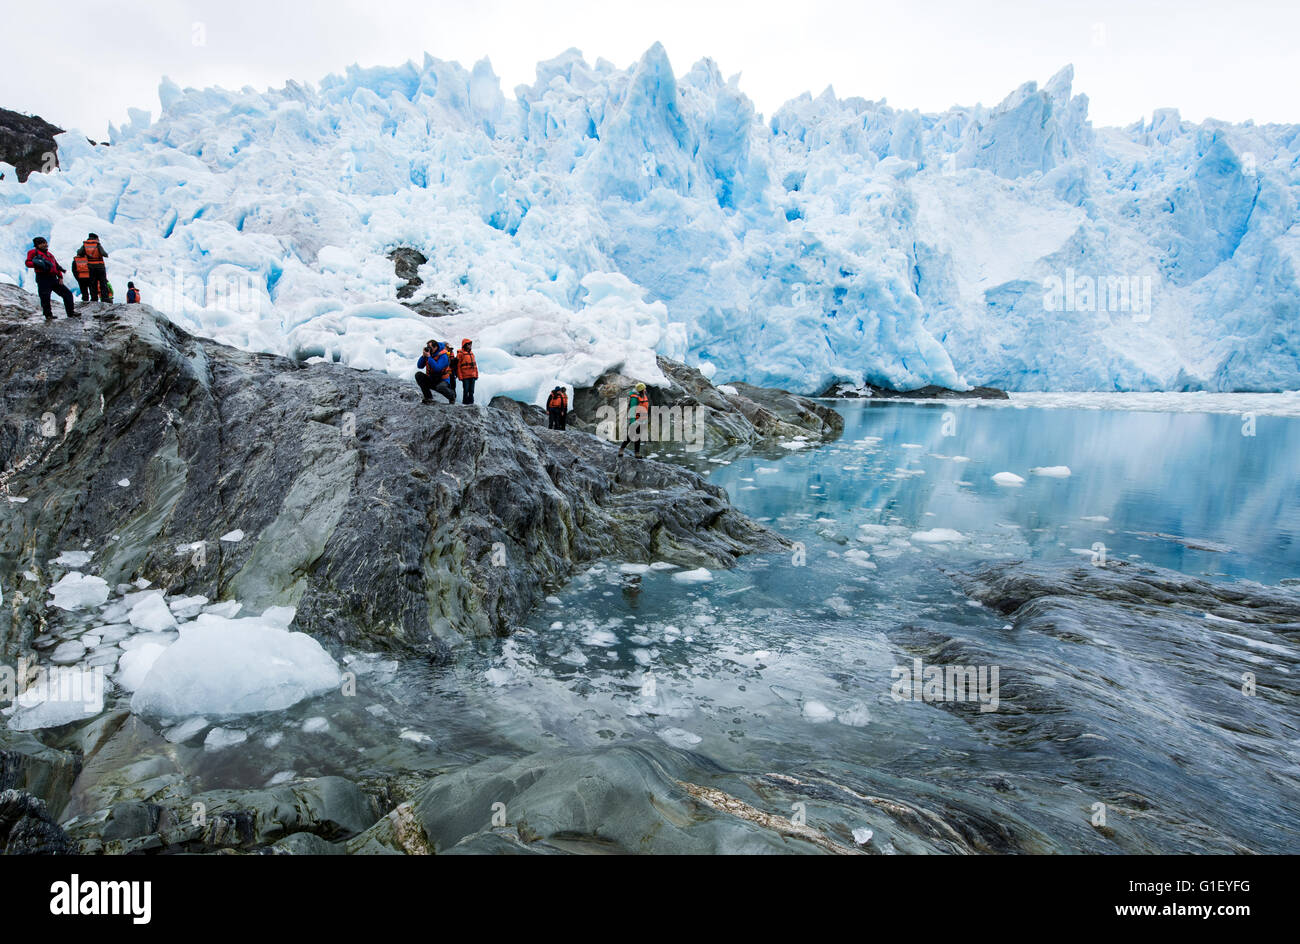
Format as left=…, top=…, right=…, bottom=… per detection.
left=50, top=640, right=88, bottom=664
left=658, top=727, right=702, bottom=748
left=128, top=592, right=178, bottom=631
left=853, top=828, right=874, bottom=845
left=803, top=700, right=836, bottom=723
left=672, top=568, right=713, bottom=583
left=844, top=549, right=876, bottom=569
left=133, top=578, right=152, bottom=589
left=1030, top=465, right=1072, bottom=477
left=992, top=472, right=1025, bottom=487
left=839, top=703, right=872, bottom=727
left=302, top=716, right=330, bottom=733
left=260, top=605, right=296, bottom=628
left=220, top=529, right=245, bottom=543
left=649, top=561, right=678, bottom=571
left=619, top=563, right=651, bottom=575
left=780, top=440, right=810, bottom=450
left=911, top=528, right=966, bottom=543
left=203, top=600, right=243, bottom=618
left=205, top=726, right=248, bottom=750
left=116, top=642, right=170, bottom=692
left=7, top=667, right=105, bottom=730
left=168, top=595, right=209, bottom=619
left=545, top=595, right=562, bottom=605
left=163, top=717, right=209, bottom=743
left=583, top=628, right=618, bottom=647
left=130, top=613, right=340, bottom=717
left=49, top=573, right=110, bottom=610
left=52, top=550, right=93, bottom=567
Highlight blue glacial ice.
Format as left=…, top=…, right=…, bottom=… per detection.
left=1, top=44, right=1297, bottom=397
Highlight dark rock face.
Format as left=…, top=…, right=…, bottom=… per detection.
left=0, top=283, right=786, bottom=662
left=0, top=107, right=64, bottom=183
left=387, top=247, right=459, bottom=316
left=573, top=356, right=843, bottom=452
left=0, top=788, right=78, bottom=854
left=820, top=381, right=1009, bottom=400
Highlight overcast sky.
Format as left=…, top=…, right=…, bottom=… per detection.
left=6, top=0, right=1298, bottom=139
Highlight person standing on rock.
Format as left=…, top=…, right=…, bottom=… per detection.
left=547, top=386, right=568, bottom=430
left=24, top=237, right=77, bottom=321
left=71, top=250, right=92, bottom=303
left=80, top=233, right=109, bottom=302
left=416, top=339, right=455, bottom=404
left=126, top=281, right=141, bottom=304
left=617, top=382, right=651, bottom=458
left=445, top=341, right=458, bottom=402
left=456, top=339, right=478, bottom=405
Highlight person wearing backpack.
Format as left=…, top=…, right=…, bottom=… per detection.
left=24, top=236, right=77, bottom=320
left=546, top=386, right=568, bottom=430
left=415, top=339, right=454, bottom=404
left=445, top=341, right=458, bottom=402
left=72, top=251, right=92, bottom=302
left=126, top=282, right=141, bottom=304
left=456, top=339, right=478, bottom=405
left=81, top=233, right=109, bottom=302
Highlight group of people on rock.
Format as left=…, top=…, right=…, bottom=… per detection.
left=24, top=234, right=140, bottom=320
left=416, top=338, right=478, bottom=404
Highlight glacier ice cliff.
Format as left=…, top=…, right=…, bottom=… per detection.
left=1, top=45, right=1296, bottom=395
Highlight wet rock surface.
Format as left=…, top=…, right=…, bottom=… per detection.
left=0, top=283, right=786, bottom=663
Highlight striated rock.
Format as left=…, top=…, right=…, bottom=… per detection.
left=820, top=380, right=1009, bottom=400
left=0, top=283, right=785, bottom=663
left=573, top=355, right=843, bottom=452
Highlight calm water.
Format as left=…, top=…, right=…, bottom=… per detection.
left=185, top=400, right=1300, bottom=852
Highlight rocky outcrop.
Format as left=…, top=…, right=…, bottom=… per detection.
left=0, top=107, right=64, bottom=183
left=0, top=284, right=786, bottom=663
left=388, top=247, right=459, bottom=317
left=0, top=789, right=77, bottom=854
left=820, top=380, right=1009, bottom=400
left=573, top=356, right=843, bottom=452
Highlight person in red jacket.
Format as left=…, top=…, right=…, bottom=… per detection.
left=24, top=237, right=77, bottom=320
left=456, top=339, right=478, bottom=405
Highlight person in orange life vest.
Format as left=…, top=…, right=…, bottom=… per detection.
left=617, top=382, right=651, bottom=457
left=126, top=282, right=141, bottom=304
left=456, top=339, right=479, bottom=405
left=72, top=251, right=92, bottom=302
left=415, top=340, right=454, bottom=404
left=24, top=236, right=77, bottom=320
left=546, top=386, right=568, bottom=430
left=81, top=233, right=109, bottom=302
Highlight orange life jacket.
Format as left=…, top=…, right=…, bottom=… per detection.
left=547, top=390, right=568, bottom=411
left=630, top=390, right=649, bottom=420
left=82, top=238, right=104, bottom=263
left=457, top=345, right=478, bottom=380
left=72, top=257, right=90, bottom=279
left=127, top=286, right=140, bottom=303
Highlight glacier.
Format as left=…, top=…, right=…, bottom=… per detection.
left=1, top=43, right=1297, bottom=397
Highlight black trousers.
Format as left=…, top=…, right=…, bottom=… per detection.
left=86, top=264, right=108, bottom=302
left=416, top=372, right=454, bottom=403
left=547, top=407, right=566, bottom=430
left=460, top=378, right=475, bottom=405
left=38, top=278, right=76, bottom=318
left=76, top=279, right=91, bottom=300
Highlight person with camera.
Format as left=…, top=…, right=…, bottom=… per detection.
left=415, top=339, right=455, bottom=404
